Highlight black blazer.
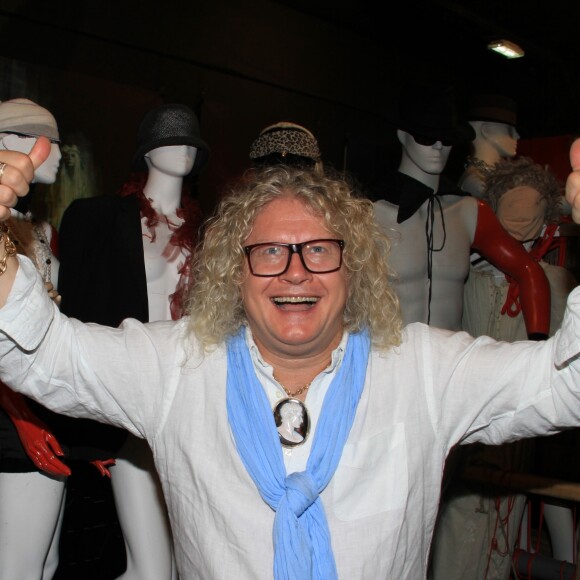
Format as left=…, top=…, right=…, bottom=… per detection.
left=54, top=193, right=150, bottom=457
left=59, top=194, right=149, bottom=326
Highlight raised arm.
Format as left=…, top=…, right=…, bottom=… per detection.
left=0, top=137, right=51, bottom=305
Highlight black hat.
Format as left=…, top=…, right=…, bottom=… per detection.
left=466, top=94, right=518, bottom=126
left=132, top=103, right=210, bottom=174
left=397, top=82, right=475, bottom=145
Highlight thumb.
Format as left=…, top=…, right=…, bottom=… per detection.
left=28, top=136, right=52, bottom=171
left=570, top=138, right=580, bottom=172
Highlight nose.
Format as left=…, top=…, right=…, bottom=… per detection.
left=53, top=144, right=63, bottom=164
left=280, top=252, right=312, bottom=284
left=432, top=141, right=444, bottom=150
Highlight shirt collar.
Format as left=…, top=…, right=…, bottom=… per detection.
left=243, top=324, right=348, bottom=383
left=375, top=171, right=468, bottom=223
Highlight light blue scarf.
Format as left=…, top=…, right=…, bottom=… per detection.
left=226, top=328, right=370, bottom=580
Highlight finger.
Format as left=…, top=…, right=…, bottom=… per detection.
left=28, top=136, right=52, bottom=172
left=46, top=433, right=66, bottom=457
left=47, top=456, right=71, bottom=477
left=570, top=138, right=580, bottom=171
left=40, top=457, right=71, bottom=477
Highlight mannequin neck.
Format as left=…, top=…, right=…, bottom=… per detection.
left=142, top=169, right=184, bottom=216
left=398, top=155, right=441, bottom=191
left=470, top=139, right=504, bottom=166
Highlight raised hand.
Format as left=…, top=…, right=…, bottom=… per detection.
left=0, top=136, right=51, bottom=221
left=566, top=138, right=580, bottom=224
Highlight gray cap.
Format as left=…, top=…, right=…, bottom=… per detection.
left=0, top=98, right=59, bottom=142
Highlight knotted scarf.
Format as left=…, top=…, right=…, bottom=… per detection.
left=226, top=328, right=370, bottom=580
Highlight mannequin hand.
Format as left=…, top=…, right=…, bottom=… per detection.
left=13, top=417, right=71, bottom=477
left=0, top=136, right=51, bottom=221
left=566, top=138, right=580, bottom=224
left=90, top=458, right=116, bottom=478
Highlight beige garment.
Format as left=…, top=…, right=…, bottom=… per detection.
left=463, top=261, right=577, bottom=340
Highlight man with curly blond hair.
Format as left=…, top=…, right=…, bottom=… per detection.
left=1, top=141, right=580, bottom=579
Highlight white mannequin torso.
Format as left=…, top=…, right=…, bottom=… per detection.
left=375, top=130, right=478, bottom=330
left=142, top=145, right=197, bottom=321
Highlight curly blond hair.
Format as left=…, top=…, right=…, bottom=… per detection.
left=186, top=165, right=401, bottom=351
left=483, top=156, right=564, bottom=224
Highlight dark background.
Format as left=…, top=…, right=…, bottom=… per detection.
left=1, top=1, right=580, bottom=577
left=1, top=0, right=579, bottom=216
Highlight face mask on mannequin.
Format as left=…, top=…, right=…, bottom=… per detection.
left=398, top=130, right=452, bottom=176
left=481, top=122, right=520, bottom=158
left=496, top=185, right=547, bottom=242
left=144, top=145, right=198, bottom=178
left=0, top=134, right=61, bottom=184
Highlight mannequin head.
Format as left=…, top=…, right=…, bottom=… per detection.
left=466, top=94, right=520, bottom=161
left=483, top=156, right=563, bottom=242
left=132, top=103, right=209, bottom=176
left=144, top=145, right=197, bottom=178
left=0, top=98, right=61, bottom=184
left=396, top=82, right=474, bottom=184
left=249, top=121, right=323, bottom=175
left=397, top=129, right=453, bottom=177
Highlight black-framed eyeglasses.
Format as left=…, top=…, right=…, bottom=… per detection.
left=244, top=238, right=345, bottom=277
left=410, top=132, right=453, bottom=147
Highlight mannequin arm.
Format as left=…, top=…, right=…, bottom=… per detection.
left=472, top=200, right=550, bottom=339
left=0, top=382, right=71, bottom=477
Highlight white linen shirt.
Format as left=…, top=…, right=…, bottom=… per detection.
left=2, top=257, right=580, bottom=580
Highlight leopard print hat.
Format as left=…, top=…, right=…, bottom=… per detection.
left=249, top=122, right=321, bottom=169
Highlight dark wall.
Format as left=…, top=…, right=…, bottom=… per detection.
left=0, top=0, right=402, bottom=215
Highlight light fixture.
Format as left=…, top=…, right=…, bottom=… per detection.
left=487, top=39, right=525, bottom=59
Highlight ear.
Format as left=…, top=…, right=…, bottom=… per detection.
left=396, top=129, right=408, bottom=146
left=480, top=122, right=493, bottom=140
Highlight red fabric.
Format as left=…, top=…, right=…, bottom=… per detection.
left=118, top=173, right=203, bottom=319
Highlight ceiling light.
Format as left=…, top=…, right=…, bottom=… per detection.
left=487, top=39, right=525, bottom=59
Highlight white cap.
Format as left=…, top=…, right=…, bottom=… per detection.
left=0, top=98, right=59, bottom=142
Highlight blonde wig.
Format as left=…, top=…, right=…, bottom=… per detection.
left=186, top=165, right=402, bottom=351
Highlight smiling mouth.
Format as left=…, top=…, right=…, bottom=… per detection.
left=272, top=296, right=319, bottom=305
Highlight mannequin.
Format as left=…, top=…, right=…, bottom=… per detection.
left=249, top=121, right=324, bottom=174
left=373, top=83, right=550, bottom=335
left=0, top=98, right=67, bottom=580
left=457, top=157, right=578, bottom=577
left=372, top=84, right=550, bottom=579
left=58, top=103, right=208, bottom=579
left=457, top=94, right=520, bottom=198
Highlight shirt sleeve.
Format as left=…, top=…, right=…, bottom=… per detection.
left=0, top=256, right=184, bottom=441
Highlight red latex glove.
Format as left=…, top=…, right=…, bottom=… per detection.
left=0, top=382, right=70, bottom=477
left=90, top=458, right=116, bottom=478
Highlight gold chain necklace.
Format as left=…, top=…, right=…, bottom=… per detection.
left=274, top=375, right=312, bottom=398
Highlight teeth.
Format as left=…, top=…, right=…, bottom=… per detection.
left=273, top=296, right=318, bottom=303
